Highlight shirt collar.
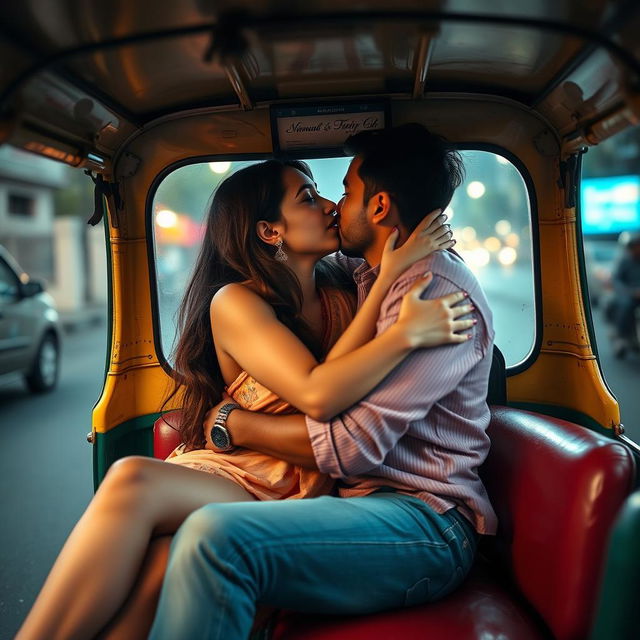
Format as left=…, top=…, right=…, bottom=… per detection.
left=353, top=261, right=380, bottom=288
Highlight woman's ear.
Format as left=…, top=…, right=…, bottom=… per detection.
left=256, top=220, right=281, bottom=246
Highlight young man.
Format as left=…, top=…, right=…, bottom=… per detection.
left=149, top=124, right=497, bottom=639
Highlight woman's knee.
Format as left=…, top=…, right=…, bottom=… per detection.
left=98, top=456, right=159, bottom=505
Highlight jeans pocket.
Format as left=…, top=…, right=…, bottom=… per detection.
left=404, top=577, right=431, bottom=607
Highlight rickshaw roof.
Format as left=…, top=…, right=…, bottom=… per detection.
left=0, top=0, right=639, bottom=165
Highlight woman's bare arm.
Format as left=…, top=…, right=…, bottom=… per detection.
left=211, top=276, right=472, bottom=422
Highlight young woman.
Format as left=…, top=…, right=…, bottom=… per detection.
left=17, top=160, right=471, bottom=640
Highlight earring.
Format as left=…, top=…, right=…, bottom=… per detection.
left=274, top=238, right=288, bottom=262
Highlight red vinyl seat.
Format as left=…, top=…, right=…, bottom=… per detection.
left=154, top=410, right=183, bottom=460
left=153, top=407, right=635, bottom=640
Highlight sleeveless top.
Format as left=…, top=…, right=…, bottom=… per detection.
left=165, top=286, right=357, bottom=501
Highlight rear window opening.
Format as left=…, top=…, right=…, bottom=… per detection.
left=152, top=151, right=534, bottom=369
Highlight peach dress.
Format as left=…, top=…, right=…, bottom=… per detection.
left=166, top=287, right=357, bottom=501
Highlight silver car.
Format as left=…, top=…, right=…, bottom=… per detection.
left=0, top=245, right=62, bottom=392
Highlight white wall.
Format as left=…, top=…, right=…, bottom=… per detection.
left=48, top=217, right=85, bottom=312
left=0, top=181, right=55, bottom=237
left=87, top=223, right=108, bottom=305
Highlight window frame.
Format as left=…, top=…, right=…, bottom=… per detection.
left=8, top=192, right=35, bottom=218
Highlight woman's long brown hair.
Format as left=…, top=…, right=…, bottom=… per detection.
left=164, top=160, right=353, bottom=449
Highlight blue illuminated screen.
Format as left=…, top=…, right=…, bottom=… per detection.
left=581, top=175, right=640, bottom=235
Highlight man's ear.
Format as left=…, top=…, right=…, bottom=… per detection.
left=368, top=192, right=398, bottom=227
left=256, top=220, right=281, bottom=246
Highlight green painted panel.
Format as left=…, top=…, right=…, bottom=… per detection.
left=92, top=413, right=160, bottom=490
left=507, top=401, right=616, bottom=438
left=590, top=490, right=640, bottom=640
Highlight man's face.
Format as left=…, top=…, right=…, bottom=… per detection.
left=336, top=157, right=376, bottom=258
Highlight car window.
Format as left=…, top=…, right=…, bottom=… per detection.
left=0, top=258, right=20, bottom=303
left=153, top=152, right=534, bottom=368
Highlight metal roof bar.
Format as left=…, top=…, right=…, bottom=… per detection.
left=412, top=32, right=436, bottom=100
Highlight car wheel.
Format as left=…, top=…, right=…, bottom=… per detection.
left=25, top=332, right=60, bottom=393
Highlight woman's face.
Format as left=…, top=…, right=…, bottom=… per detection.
left=275, top=167, right=339, bottom=257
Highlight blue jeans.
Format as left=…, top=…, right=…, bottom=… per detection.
left=149, top=492, right=478, bottom=640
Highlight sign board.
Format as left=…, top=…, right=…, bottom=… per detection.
left=270, top=102, right=389, bottom=155
left=581, top=175, right=640, bottom=235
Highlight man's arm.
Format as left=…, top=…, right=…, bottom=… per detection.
left=204, top=408, right=317, bottom=469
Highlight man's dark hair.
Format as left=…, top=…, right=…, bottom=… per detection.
left=344, top=123, right=464, bottom=231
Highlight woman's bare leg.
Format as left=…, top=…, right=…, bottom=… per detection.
left=16, top=456, right=255, bottom=640
left=97, top=536, right=172, bottom=640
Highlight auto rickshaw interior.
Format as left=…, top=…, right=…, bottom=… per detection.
left=2, top=2, right=640, bottom=639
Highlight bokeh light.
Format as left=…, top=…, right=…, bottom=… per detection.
left=505, top=232, right=520, bottom=247
left=498, top=247, right=518, bottom=266
left=461, top=226, right=477, bottom=243
left=156, top=209, right=178, bottom=228
left=209, top=161, right=231, bottom=174
left=495, top=219, right=512, bottom=236
left=466, top=181, right=486, bottom=199
left=461, top=247, right=490, bottom=269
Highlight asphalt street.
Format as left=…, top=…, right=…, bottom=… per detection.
left=0, top=292, right=638, bottom=639
left=0, top=324, right=102, bottom=640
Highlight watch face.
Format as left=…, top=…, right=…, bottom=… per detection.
left=211, top=425, right=231, bottom=450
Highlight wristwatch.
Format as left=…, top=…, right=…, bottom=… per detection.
left=210, top=402, right=241, bottom=451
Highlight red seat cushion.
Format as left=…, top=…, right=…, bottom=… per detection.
left=483, top=407, right=634, bottom=639
left=273, top=559, right=549, bottom=640
left=153, top=410, right=183, bottom=460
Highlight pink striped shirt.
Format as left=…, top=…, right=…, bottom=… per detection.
left=307, top=251, right=498, bottom=534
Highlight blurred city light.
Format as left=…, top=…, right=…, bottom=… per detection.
left=466, top=181, right=486, bottom=199
left=498, top=247, right=518, bottom=266
left=156, top=209, right=178, bottom=228
left=612, top=182, right=639, bottom=203
left=495, top=219, right=512, bottom=236
left=461, top=226, right=477, bottom=242
left=446, top=206, right=455, bottom=220
left=462, top=247, right=491, bottom=269
left=209, top=161, right=231, bottom=174
left=484, top=236, right=502, bottom=252
left=505, top=232, right=520, bottom=247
